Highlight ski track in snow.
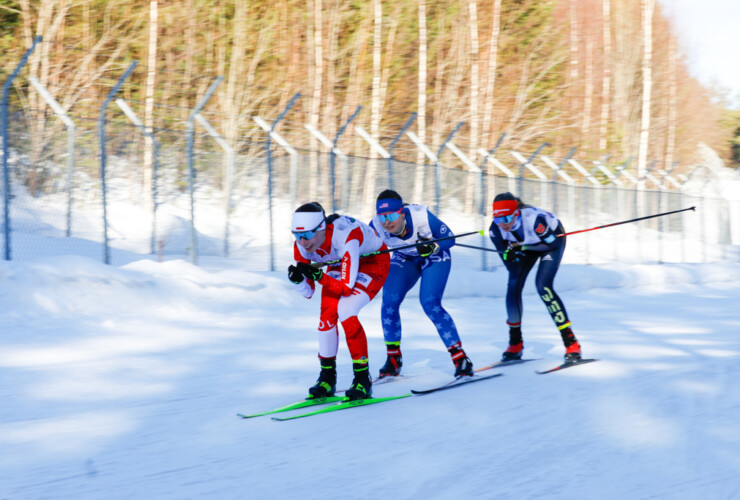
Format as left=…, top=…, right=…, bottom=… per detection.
left=1, top=256, right=739, bottom=499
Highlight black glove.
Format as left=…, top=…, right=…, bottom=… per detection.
left=502, top=246, right=525, bottom=263
left=416, top=234, right=439, bottom=258
left=296, top=261, right=324, bottom=282
left=288, top=264, right=304, bottom=284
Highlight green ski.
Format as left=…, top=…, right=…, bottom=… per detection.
left=271, top=393, right=412, bottom=421
left=237, top=396, right=345, bottom=419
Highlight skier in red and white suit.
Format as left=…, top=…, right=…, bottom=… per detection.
left=288, top=202, right=390, bottom=401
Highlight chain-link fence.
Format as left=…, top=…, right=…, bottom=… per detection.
left=3, top=98, right=738, bottom=273
left=2, top=55, right=738, bottom=272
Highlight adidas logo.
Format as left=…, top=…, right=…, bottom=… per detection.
left=542, top=255, right=553, bottom=261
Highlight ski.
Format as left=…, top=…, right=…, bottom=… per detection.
left=535, top=358, right=598, bottom=375
left=271, top=393, right=412, bottom=421
left=474, top=358, right=539, bottom=373
left=410, top=373, right=503, bottom=395
left=237, top=396, right=345, bottom=419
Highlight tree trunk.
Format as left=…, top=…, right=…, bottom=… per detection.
left=363, top=0, right=383, bottom=213
left=413, top=0, right=427, bottom=200
left=482, top=0, right=501, bottom=150
left=637, top=0, right=655, bottom=181
left=582, top=38, right=593, bottom=147
left=569, top=0, right=579, bottom=140
left=311, top=0, right=324, bottom=199
left=180, top=0, right=196, bottom=127
left=322, top=2, right=340, bottom=141
left=223, top=1, right=246, bottom=192
left=432, top=17, right=446, bottom=149
left=468, top=0, right=480, bottom=160
left=438, top=22, right=465, bottom=147
left=665, top=32, right=676, bottom=172
left=143, top=0, right=158, bottom=200
left=21, top=0, right=68, bottom=195
left=378, top=7, right=399, bottom=127
left=599, top=0, right=611, bottom=152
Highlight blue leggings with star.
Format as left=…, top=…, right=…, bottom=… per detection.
left=380, top=251, right=460, bottom=348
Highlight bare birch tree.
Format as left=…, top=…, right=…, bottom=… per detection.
left=665, top=32, right=676, bottom=172
left=569, top=0, right=579, bottom=129
left=223, top=0, right=246, bottom=190
left=413, top=0, right=428, bottom=200
left=23, top=0, right=66, bottom=194
left=322, top=1, right=341, bottom=141
left=432, top=16, right=447, bottom=149
left=310, top=0, right=324, bottom=197
left=582, top=37, right=593, bottom=147
left=363, top=0, right=383, bottom=213
left=18, top=0, right=139, bottom=194
left=481, top=0, right=501, bottom=150
left=142, top=0, right=157, bottom=199
left=637, top=0, right=655, bottom=180
left=612, top=0, right=641, bottom=159
left=599, top=0, right=611, bottom=152
left=468, top=0, right=480, bottom=160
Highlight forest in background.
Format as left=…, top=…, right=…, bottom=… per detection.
left=1, top=0, right=739, bottom=197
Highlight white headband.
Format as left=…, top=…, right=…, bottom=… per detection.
left=291, top=211, right=326, bottom=232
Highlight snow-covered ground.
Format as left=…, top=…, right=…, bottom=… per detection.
left=1, top=247, right=739, bottom=499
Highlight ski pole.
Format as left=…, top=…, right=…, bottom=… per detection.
left=455, top=243, right=504, bottom=254
left=456, top=206, right=696, bottom=255
left=557, top=206, right=695, bottom=238
left=318, top=229, right=485, bottom=267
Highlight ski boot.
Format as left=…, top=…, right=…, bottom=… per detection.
left=346, top=361, right=373, bottom=401
left=560, top=326, right=582, bottom=362
left=448, top=342, right=474, bottom=378
left=378, top=354, right=402, bottom=378
left=307, top=358, right=337, bottom=399
left=502, top=322, right=523, bottom=361
left=378, top=342, right=403, bottom=378
left=564, top=341, right=582, bottom=362
left=501, top=342, right=523, bottom=362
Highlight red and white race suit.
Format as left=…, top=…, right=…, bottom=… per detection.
left=292, top=215, right=390, bottom=362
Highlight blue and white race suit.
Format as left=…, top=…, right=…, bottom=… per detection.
left=370, top=204, right=461, bottom=348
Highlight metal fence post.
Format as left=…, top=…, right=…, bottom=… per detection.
left=477, top=133, right=506, bottom=270
left=305, top=123, right=341, bottom=209
left=677, top=166, right=698, bottom=262
left=99, top=60, right=138, bottom=265
left=193, top=112, right=234, bottom=257
left=355, top=125, right=391, bottom=213
left=115, top=98, right=160, bottom=254
left=255, top=116, right=299, bottom=213
left=333, top=106, right=361, bottom=212
left=548, top=147, right=576, bottom=213
left=435, top=122, right=464, bottom=214
left=634, top=160, right=657, bottom=264
left=516, top=142, right=548, bottom=198
left=406, top=130, right=439, bottom=201
left=388, top=112, right=417, bottom=190
left=511, top=146, right=549, bottom=205
left=29, top=75, right=77, bottom=238
left=265, top=92, right=301, bottom=272
left=2, top=36, right=41, bottom=261
left=186, top=76, right=223, bottom=265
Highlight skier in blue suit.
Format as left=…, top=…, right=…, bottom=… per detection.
left=369, top=189, right=474, bottom=379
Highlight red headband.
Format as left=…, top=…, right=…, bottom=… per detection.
left=492, top=200, right=518, bottom=217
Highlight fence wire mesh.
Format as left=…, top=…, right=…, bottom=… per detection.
left=2, top=96, right=737, bottom=270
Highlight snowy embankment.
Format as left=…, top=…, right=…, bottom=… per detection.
left=1, top=255, right=739, bottom=499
